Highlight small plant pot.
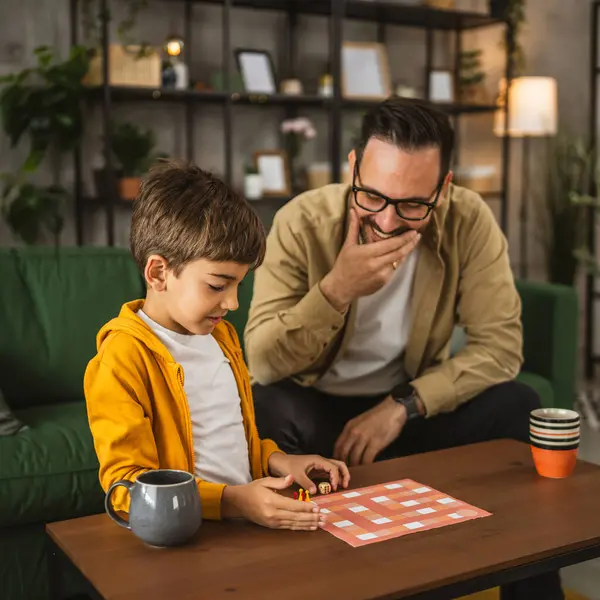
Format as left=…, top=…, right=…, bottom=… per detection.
left=118, top=177, right=142, bottom=201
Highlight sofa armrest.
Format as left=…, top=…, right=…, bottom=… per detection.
left=516, top=279, right=579, bottom=409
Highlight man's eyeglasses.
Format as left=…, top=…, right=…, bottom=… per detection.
left=351, top=163, right=445, bottom=221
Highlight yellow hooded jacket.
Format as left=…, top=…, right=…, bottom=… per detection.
left=84, top=299, right=281, bottom=520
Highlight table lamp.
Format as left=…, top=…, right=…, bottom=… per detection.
left=494, top=76, right=558, bottom=278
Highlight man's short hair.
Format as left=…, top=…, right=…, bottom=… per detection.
left=130, top=159, right=266, bottom=275
left=356, top=96, right=455, bottom=181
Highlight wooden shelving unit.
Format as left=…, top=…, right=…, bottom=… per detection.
left=70, top=0, right=513, bottom=246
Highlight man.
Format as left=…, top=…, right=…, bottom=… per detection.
left=244, top=96, right=563, bottom=598
left=246, top=95, right=538, bottom=462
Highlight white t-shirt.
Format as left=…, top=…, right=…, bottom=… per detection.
left=138, top=310, right=252, bottom=486
left=315, top=248, right=419, bottom=396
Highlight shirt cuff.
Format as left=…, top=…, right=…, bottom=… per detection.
left=197, top=480, right=227, bottom=520
left=409, top=371, right=456, bottom=418
left=261, top=439, right=283, bottom=476
left=290, top=280, right=347, bottom=331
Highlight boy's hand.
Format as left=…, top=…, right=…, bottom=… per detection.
left=222, top=475, right=325, bottom=530
left=268, top=452, right=351, bottom=495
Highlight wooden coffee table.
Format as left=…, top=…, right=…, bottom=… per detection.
left=47, top=439, right=600, bottom=600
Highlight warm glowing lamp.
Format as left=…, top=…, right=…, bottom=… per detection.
left=494, top=76, right=558, bottom=277
left=163, top=35, right=188, bottom=91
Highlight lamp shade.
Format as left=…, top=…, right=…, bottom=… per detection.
left=494, top=76, right=558, bottom=137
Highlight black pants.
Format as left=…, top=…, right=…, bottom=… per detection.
left=253, top=379, right=564, bottom=600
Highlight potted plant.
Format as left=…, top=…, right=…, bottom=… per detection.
left=0, top=44, right=89, bottom=243
left=535, top=134, right=593, bottom=286
left=1, top=175, right=66, bottom=245
left=108, top=121, right=162, bottom=200
left=569, top=155, right=600, bottom=279
left=459, top=49, right=487, bottom=104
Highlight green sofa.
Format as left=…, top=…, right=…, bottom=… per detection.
left=0, top=247, right=579, bottom=600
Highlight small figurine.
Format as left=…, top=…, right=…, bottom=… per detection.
left=298, top=488, right=304, bottom=501
left=293, top=492, right=298, bottom=500
left=304, top=490, right=311, bottom=502
left=318, top=482, right=332, bottom=495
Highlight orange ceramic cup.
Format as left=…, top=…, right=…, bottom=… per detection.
left=529, top=408, right=580, bottom=478
left=530, top=445, right=578, bottom=479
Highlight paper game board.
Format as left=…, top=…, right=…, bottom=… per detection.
left=311, top=479, right=491, bottom=548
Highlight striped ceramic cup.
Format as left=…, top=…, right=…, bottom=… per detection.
left=529, top=408, right=579, bottom=478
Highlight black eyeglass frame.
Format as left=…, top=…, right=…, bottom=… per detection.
left=351, top=162, right=447, bottom=221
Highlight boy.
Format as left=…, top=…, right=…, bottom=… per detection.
left=84, top=160, right=350, bottom=530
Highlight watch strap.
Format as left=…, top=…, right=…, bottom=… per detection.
left=392, top=390, right=422, bottom=420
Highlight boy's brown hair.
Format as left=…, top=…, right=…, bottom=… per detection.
left=130, top=159, right=266, bottom=275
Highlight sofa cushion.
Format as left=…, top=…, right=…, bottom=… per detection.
left=0, top=247, right=144, bottom=409
left=516, top=371, right=554, bottom=409
left=0, top=401, right=104, bottom=528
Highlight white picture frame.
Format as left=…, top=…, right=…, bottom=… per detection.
left=235, top=49, right=277, bottom=94
left=341, top=42, right=391, bottom=100
left=429, top=70, right=455, bottom=103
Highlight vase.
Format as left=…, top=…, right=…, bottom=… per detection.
left=290, top=165, right=308, bottom=195
left=244, top=174, right=263, bottom=200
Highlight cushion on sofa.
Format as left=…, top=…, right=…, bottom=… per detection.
left=0, top=247, right=144, bottom=409
left=0, top=401, right=104, bottom=528
left=516, top=371, right=554, bottom=409
left=516, top=280, right=578, bottom=409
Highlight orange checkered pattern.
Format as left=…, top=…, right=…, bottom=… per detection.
left=312, top=479, right=492, bottom=548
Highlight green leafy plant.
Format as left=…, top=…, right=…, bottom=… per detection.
left=0, top=45, right=89, bottom=244
left=1, top=175, right=66, bottom=245
left=505, top=0, right=526, bottom=77
left=81, top=0, right=151, bottom=57
left=491, top=0, right=526, bottom=76
left=244, top=162, right=259, bottom=176
left=459, top=50, right=485, bottom=88
left=110, top=121, right=161, bottom=177
left=535, top=135, right=594, bottom=286
left=81, top=0, right=153, bottom=59
left=569, top=161, right=600, bottom=279
left=0, top=45, right=89, bottom=172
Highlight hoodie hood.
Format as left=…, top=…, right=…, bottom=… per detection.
left=97, top=300, right=175, bottom=361
left=97, top=299, right=240, bottom=364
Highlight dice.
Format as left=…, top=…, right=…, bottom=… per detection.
left=318, top=481, right=331, bottom=495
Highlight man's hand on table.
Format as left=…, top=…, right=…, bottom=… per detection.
left=333, top=395, right=407, bottom=466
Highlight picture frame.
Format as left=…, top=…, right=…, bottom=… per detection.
left=234, top=49, right=277, bottom=94
left=341, top=41, right=391, bottom=100
left=428, top=70, right=455, bottom=103
left=254, top=150, right=291, bottom=197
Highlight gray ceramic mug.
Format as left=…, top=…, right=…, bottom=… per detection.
left=105, top=469, right=202, bottom=547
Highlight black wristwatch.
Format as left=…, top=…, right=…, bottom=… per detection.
left=392, top=390, right=422, bottom=421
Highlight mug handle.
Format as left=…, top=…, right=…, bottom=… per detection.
left=105, top=480, right=134, bottom=530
